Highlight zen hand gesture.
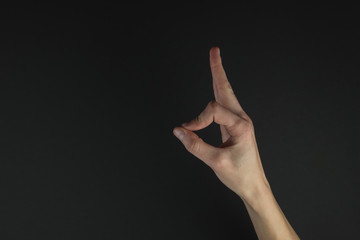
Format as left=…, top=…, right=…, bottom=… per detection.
left=173, top=47, right=300, bottom=240
left=173, top=47, right=269, bottom=200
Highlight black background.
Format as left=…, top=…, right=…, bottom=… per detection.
left=0, top=5, right=359, bottom=239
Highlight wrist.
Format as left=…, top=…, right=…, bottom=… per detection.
left=237, top=177, right=274, bottom=211
left=237, top=178, right=301, bottom=239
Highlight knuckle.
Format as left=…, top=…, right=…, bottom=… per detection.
left=244, top=114, right=253, bottom=125
left=208, top=100, right=218, bottom=110
left=195, top=114, right=202, bottom=123
left=242, top=120, right=254, bottom=134
left=213, top=157, right=226, bottom=170
left=233, top=118, right=254, bottom=135
left=234, top=117, right=244, bottom=126
left=215, top=150, right=230, bottom=162
left=189, top=138, right=201, bottom=154
left=213, top=160, right=222, bottom=170
left=245, top=119, right=254, bottom=129
left=212, top=150, right=230, bottom=169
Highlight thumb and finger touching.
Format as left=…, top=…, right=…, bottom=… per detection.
left=173, top=100, right=243, bottom=168
left=173, top=127, right=219, bottom=168
left=174, top=47, right=246, bottom=168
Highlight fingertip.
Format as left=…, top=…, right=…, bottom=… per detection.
left=181, top=122, right=197, bottom=131
left=210, top=46, right=222, bottom=68
left=173, top=127, right=185, bottom=141
left=210, top=46, right=220, bottom=55
left=216, top=46, right=220, bottom=55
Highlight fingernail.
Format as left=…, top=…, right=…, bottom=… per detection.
left=173, top=128, right=185, bottom=141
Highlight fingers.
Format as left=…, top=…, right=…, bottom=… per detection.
left=210, top=47, right=245, bottom=117
left=181, top=100, right=243, bottom=137
left=173, top=126, right=221, bottom=168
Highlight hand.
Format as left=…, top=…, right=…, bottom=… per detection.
left=173, top=47, right=270, bottom=200
left=173, top=47, right=300, bottom=240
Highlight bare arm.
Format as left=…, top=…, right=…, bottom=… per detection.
left=173, top=47, right=300, bottom=240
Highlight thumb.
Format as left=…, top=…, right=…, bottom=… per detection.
left=173, top=126, right=220, bottom=168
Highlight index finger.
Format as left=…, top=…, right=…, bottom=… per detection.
left=210, top=47, right=245, bottom=117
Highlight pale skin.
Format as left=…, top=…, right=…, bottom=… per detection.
left=173, top=47, right=300, bottom=240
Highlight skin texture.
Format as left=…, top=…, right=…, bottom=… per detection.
left=173, top=47, right=300, bottom=240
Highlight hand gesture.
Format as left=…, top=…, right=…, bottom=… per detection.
left=173, top=47, right=270, bottom=199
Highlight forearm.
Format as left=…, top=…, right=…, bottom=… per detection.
left=238, top=180, right=300, bottom=240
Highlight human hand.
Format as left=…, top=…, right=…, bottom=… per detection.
left=173, top=47, right=300, bottom=240
left=173, top=47, right=270, bottom=201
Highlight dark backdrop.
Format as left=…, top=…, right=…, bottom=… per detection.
left=0, top=5, right=359, bottom=239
